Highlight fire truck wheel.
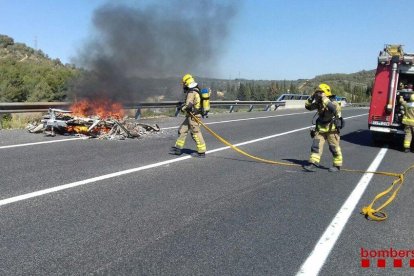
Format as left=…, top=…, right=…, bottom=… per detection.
left=371, top=132, right=388, bottom=146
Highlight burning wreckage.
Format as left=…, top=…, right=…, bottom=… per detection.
left=26, top=99, right=160, bottom=139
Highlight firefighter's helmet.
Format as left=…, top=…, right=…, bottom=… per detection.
left=182, top=74, right=195, bottom=87
left=316, top=83, right=332, bottom=97
left=182, top=74, right=198, bottom=89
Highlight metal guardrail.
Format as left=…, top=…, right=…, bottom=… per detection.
left=276, top=94, right=310, bottom=101
left=0, top=101, right=286, bottom=119
left=134, top=100, right=286, bottom=118
left=0, top=102, right=71, bottom=113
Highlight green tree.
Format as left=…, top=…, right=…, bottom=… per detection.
left=237, top=83, right=251, bottom=100
left=0, top=35, right=14, bottom=47
left=27, top=80, right=53, bottom=101
left=289, top=82, right=298, bottom=93
left=266, top=81, right=279, bottom=100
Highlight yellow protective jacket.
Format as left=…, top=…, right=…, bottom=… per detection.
left=182, top=88, right=201, bottom=117
left=305, top=95, right=341, bottom=133
left=400, top=99, right=414, bottom=126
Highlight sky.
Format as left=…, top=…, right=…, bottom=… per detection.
left=1, top=0, right=414, bottom=80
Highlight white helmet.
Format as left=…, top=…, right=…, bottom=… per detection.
left=187, top=82, right=198, bottom=88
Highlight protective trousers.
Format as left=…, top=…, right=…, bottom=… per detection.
left=175, top=116, right=206, bottom=153
left=309, top=132, right=343, bottom=167
left=404, top=125, right=414, bottom=149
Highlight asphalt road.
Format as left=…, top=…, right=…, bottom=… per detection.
left=0, top=107, right=413, bottom=275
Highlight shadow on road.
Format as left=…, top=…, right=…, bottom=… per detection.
left=208, top=155, right=328, bottom=172
left=341, top=129, right=403, bottom=151
left=282, top=159, right=329, bottom=170
left=168, top=148, right=197, bottom=156
left=206, top=155, right=269, bottom=165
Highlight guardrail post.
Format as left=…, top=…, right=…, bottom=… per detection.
left=135, top=105, right=142, bottom=120
left=248, top=105, right=254, bottom=112
left=229, top=105, right=235, bottom=113
left=175, top=107, right=180, bottom=117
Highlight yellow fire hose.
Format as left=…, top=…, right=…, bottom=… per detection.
left=190, top=113, right=414, bottom=221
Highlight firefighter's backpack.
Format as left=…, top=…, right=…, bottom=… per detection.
left=199, top=88, right=211, bottom=117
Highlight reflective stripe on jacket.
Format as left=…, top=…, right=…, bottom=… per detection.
left=401, top=101, right=414, bottom=126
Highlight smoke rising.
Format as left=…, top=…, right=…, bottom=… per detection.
left=72, top=0, right=238, bottom=102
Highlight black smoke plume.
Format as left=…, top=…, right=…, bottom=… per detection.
left=72, top=0, right=238, bottom=102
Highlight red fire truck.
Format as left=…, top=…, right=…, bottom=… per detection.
left=368, top=45, right=414, bottom=143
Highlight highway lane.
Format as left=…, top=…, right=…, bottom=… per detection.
left=0, top=108, right=364, bottom=199
left=0, top=109, right=315, bottom=198
left=1, top=107, right=412, bottom=275
left=321, top=145, right=414, bottom=276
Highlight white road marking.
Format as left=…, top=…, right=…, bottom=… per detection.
left=0, top=137, right=87, bottom=149
left=0, top=113, right=367, bottom=207
left=0, top=155, right=190, bottom=207
left=162, top=108, right=366, bottom=130
left=0, top=111, right=315, bottom=149
left=296, top=147, right=388, bottom=276
left=162, top=111, right=312, bottom=130
left=1, top=110, right=364, bottom=149
left=208, top=114, right=366, bottom=153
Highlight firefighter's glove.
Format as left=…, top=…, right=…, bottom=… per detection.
left=181, top=103, right=194, bottom=113
left=314, top=92, right=323, bottom=103
left=180, top=105, right=187, bottom=113
left=178, top=103, right=186, bottom=113
left=321, top=95, right=330, bottom=106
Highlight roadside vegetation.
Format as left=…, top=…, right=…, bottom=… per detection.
left=0, top=34, right=374, bottom=129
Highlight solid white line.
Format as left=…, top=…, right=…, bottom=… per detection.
left=162, top=111, right=312, bottom=129
left=1, top=113, right=301, bottom=149
left=0, top=155, right=192, bottom=206
left=0, top=113, right=368, bottom=207
left=339, top=113, right=367, bottom=120
left=0, top=110, right=364, bottom=149
left=0, top=137, right=87, bottom=149
left=207, top=114, right=367, bottom=153
left=296, top=147, right=388, bottom=276
left=162, top=108, right=366, bottom=130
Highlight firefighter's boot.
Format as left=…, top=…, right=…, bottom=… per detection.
left=329, top=166, right=341, bottom=172
left=191, top=152, right=206, bottom=158
left=170, top=147, right=182, bottom=155
left=303, top=162, right=318, bottom=172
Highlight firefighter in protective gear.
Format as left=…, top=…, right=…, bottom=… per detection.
left=399, top=94, right=414, bottom=153
left=171, top=74, right=207, bottom=158
left=303, top=83, right=343, bottom=172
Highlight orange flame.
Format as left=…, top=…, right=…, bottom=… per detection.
left=70, top=98, right=125, bottom=119
left=66, top=125, right=112, bottom=135
left=66, top=125, right=89, bottom=134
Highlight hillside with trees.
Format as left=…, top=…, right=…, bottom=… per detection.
left=0, top=34, right=375, bottom=103
left=199, top=70, right=375, bottom=102
left=0, top=34, right=80, bottom=102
